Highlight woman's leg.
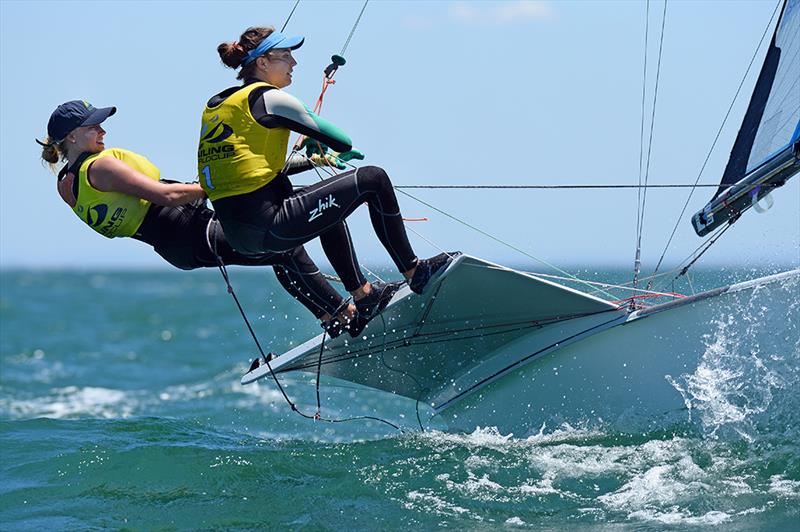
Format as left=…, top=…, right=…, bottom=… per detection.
left=204, top=217, right=346, bottom=320
left=318, top=222, right=367, bottom=292
left=270, top=246, right=347, bottom=320
left=266, top=166, right=418, bottom=277
left=138, top=201, right=347, bottom=320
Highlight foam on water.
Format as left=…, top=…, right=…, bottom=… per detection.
left=0, top=386, right=136, bottom=419
left=354, top=416, right=797, bottom=527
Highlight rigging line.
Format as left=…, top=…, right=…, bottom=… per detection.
left=395, top=188, right=618, bottom=299
left=292, top=310, right=623, bottom=370
left=520, top=271, right=683, bottom=298
left=208, top=214, right=403, bottom=431
left=392, top=183, right=736, bottom=189
left=322, top=272, right=343, bottom=283
left=633, top=0, right=668, bottom=289
left=655, top=222, right=734, bottom=292
left=639, top=0, right=668, bottom=242
left=297, top=311, right=616, bottom=368
left=649, top=0, right=784, bottom=281
left=584, top=260, right=693, bottom=298
left=634, top=0, right=651, bottom=288
left=404, top=222, right=448, bottom=254
left=295, top=183, right=742, bottom=190
left=280, top=0, right=301, bottom=32
left=341, top=0, right=369, bottom=56
left=376, top=313, right=428, bottom=432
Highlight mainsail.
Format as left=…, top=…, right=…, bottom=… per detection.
left=692, top=0, right=800, bottom=236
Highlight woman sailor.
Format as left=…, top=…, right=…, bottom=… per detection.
left=201, top=26, right=458, bottom=335
left=39, top=100, right=355, bottom=331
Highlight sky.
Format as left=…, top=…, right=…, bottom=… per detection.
left=1, top=0, right=798, bottom=275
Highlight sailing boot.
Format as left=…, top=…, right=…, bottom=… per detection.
left=320, top=300, right=354, bottom=339
left=408, top=251, right=462, bottom=294
left=349, top=281, right=404, bottom=338
left=321, top=316, right=347, bottom=339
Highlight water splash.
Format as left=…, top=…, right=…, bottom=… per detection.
left=668, top=275, right=799, bottom=438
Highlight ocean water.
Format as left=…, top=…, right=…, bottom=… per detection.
left=1, top=266, right=798, bottom=530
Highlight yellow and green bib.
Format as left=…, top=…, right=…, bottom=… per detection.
left=197, top=82, right=290, bottom=202
left=73, top=148, right=159, bottom=238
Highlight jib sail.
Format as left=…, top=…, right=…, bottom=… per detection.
left=692, top=0, right=800, bottom=237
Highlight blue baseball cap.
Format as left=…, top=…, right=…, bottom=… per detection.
left=241, top=31, right=305, bottom=67
left=47, top=100, right=116, bottom=143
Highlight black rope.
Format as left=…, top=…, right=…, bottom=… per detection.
left=656, top=221, right=735, bottom=291
left=634, top=0, right=651, bottom=289
left=634, top=0, right=668, bottom=289
left=295, top=183, right=743, bottom=190
left=286, top=310, right=617, bottom=371
left=315, top=335, right=325, bottom=419
left=341, top=0, right=369, bottom=56
left=376, top=313, right=428, bottom=432
left=280, top=0, right=301, bottom=32
left=206, top=219, right=404, bottom=432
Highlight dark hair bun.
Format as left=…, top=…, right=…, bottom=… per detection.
left=218, top=41, right=246, bottom=69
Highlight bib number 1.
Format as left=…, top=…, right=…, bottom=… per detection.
left=201, top=165, right=215, bottom=190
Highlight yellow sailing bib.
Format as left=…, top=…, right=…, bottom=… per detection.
left=198, top=82, right=291, bottom=202
left=73, top=148, right=159, bottom=238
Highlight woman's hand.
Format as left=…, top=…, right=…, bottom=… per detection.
left=308, top=149, right=366, bottom=170
left=309, top=153, right=346, bottom=170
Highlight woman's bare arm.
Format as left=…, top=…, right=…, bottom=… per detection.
left=89, top=156, right=205, bottom=207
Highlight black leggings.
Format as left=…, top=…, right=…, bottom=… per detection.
left=132, top=201, right=343, bottom=319
left=213, top=166, right=418, bottom=292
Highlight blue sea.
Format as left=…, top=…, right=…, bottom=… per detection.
left=1, top=266, right=798, bottom=530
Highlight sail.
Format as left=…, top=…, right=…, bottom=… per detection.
left=692, top=0, right=800, bottom=236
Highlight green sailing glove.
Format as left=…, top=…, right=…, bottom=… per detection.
left=336, top=149, right=365, bottom=162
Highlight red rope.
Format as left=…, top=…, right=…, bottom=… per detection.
left=613, top=291, right=685, bottom=308
left=293, top=73, right=338, bottom=151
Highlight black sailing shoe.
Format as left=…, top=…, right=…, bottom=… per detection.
left=320, top=300, right=354, bottom=339
left=348, top=281, right=404, bottom=338
left=321, top=315, right=353, bottom=339
left=408, top=252, right=462, bottom=294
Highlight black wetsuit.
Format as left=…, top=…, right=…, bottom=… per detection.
left=59, top=155, right=344, bottom=319
left=209, top=80, right=418, bottom=292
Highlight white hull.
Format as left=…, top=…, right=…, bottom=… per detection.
left=438, top=270, right=799, bottom=435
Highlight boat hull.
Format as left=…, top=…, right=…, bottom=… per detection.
left=437, top=270, right=799, bottom=435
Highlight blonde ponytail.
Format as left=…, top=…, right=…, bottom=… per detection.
left=37, top=136, right=66, bottom=173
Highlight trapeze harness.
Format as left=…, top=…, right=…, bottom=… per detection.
left=58, top=148, right=344, bottom=318
left=198, top=80, right=418, bottom=292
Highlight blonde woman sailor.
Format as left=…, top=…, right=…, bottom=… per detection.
left=40, top=100, right=355, bottom=331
